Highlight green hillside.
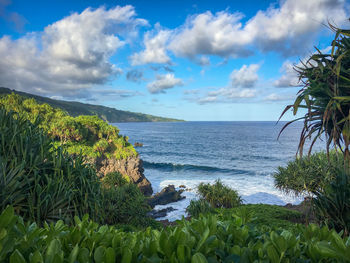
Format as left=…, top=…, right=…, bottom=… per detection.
left=0, top=87, right=183, bottom=122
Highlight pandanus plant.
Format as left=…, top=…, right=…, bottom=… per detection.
left=279, top=23, right=350, bottom=168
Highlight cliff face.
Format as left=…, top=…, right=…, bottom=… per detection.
left=92, top=156, right=153, bottom=196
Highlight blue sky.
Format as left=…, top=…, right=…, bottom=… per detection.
left=0, top=0, right=349, bottom=121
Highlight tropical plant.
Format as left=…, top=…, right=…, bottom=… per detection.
left=278, top=24, right=350, bottom=164
left=186, top=199, right=215, bottom=217
left=313, top=169, right=350, bottom=236
left=197, top=180, right=242, bottom=208
left=273, top=151, right=343, bottom=196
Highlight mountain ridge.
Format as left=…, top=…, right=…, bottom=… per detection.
left=0, top=87, right=183, bottom=122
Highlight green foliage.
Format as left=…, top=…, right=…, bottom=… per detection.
left=197, top=180, right=242, bottom=208
left=0, top=109, right=102, bottom=224
left=220, top=204, right=305, bottom=230
left=274, top=151, right=343, bottom=196
left=186, top=199, right=215, bottom=217
left=1, top=206, right=350, bottom=262
left=0, top=109, right=153, bottom=227
left=101, top=184, right=152, bottom=227
left=313, top=169, right=350, bottom=236
left=0, top=93, right=137, bottom=160
left=278, top=24, right=350, bottom=161
left=101, top=172, right=129, bottom=189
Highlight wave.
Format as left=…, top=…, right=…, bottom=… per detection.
left=143, top=161, right=252, bottom=175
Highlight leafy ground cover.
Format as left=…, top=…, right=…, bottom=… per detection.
left=1, top=206, right=350, bottom=263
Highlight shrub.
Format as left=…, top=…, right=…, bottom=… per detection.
left=197, top=180, right=242, bottom=208
left=101, top=171, right=129, bottom=188
left=313, top=169, right=350, bottom=235
left=101, top=184, right=152, bottom=226
left=273, top=151, right=343, bottom=196
left=186, top=199, right=214, bottom=217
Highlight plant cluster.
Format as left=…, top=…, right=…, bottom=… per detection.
left=0, top=93, right=137, bottom=160
left=1, top=206, right=350, bottom=262
left=0, top=109, right=152, bottom=227
left=273, top=151, right=343, bottom=196
left=197, top=180, right=242, bottom=209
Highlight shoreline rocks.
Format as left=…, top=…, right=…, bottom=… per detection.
left=148, top=185, right=185, bottom=208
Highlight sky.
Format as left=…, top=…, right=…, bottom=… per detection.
left=0, top=0, right=349, bottom=121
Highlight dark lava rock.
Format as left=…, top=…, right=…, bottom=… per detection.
left=148, top=207, right=176, bottom=219
left=148, top=185, right=185, bottom=208
left=179, top=185, right=186, bottom=188
left=134, top=142, right=143, bottom=147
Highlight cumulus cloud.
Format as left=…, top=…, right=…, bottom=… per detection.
left=126, top=69, right=144, bottom=83
left=147, top=73, right=183, bottom=94
left=168, top=0, right=347, bottom=59
left=0, top=5, right=147, bottom=98
left=273, top=61, right=300, bottom=87
left=130, top=29, right=171, bottom=65
left=231, top=64, right=260, bottom=88
left=197, top=64, right=259, bottom=104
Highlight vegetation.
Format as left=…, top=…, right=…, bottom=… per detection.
left=278, top=24, right=350, bottom=162
left=273, top=151, right=343, bottom=196
left=0, top=93, right=137, bottom=160
left=186, top=199, right=214, bottom=217
left=0, top=87, right=183, bottom=122
left=278, top=24, right=350, bottom=236
left=197, top=180, right=242, bottom=208
left=1, top=206, right=350, bottom=263
left=0, top=109, right=153, bottom=227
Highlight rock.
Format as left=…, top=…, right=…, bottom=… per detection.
left=179, top=185, right=186, bottom=188
left=147, top=207, right=176, bottom=219
left=90, top=156, right=153, bottom=196
left=148, top=185, right=185, bottom=208
left=134, top=142, right=143, bottom=147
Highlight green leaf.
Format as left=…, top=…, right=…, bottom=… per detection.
left=0, top=206, right=14, bottom=228
left=94, top=246, right=105, bottom=263
left=121, top=248, right=132, bottom=263
left=191, top=252, right=208, bottom=263
left=68, top=245, right=79, bottom=263
left=105, top=247, right=116, bottom=263
left=10, top=249, right=26, bottom=263
left=267, top=245, right=280, bottom=263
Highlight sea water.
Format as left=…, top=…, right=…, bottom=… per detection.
left=113, top=121, right=324, bottom=221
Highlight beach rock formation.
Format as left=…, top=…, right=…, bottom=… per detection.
left=90, top=156, right=153, bottom=196
left=147, top=207, right=176, bottom=219
left=148, top=185, right=185, bottom=208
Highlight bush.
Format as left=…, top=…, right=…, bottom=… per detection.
left=101, top=184, right=152, bottom=227
left=273, top=151, right=342, bottom=196
left=186, top=199, right=214, bottom=217
left=197, top=180, right=242, bottom=208
left=101, top=172, right=129, bottom=188
left=313, top=169, right=350, bottom=235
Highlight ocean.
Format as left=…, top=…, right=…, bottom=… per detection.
left=113, top=121, right=324, bottom=221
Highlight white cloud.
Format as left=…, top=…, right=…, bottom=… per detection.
left=196, top=64, right=259, bottom=104
left=147, top=73, right=183, bottom=94
left=0, top=5, right=147, bottom=98
left=130, top=29, right=171, bottom=65
left=126, top=69, right=144, bottom=82
left=168, top=0, right=348, bottom=59
left=273, top=61, right=300, bottom=87
left=231, top=64, right=260, bottom=88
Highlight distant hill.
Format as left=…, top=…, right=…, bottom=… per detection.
left=0, top=87, right=183, bottom=122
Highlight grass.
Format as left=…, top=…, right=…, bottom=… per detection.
left=218, top=204, right=305, bottom=230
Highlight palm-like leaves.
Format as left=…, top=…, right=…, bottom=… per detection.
left=279, top=24, right=350, bottom=162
